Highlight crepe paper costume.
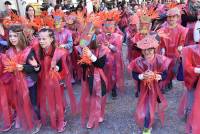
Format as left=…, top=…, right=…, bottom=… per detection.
left=128, top=34, right=171, bottom=129
left=178, top=45, right=200, bottom=134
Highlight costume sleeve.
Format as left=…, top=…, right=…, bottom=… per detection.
left=23, top=49, right=40, bottom=74
left=57, top=58, right=62, bottom=72
left=183, top=47, right=199, bottom=89
left=65, top=35, right=73, bottom=52
left=132, top=71, right=140, bottom=80
left=183, top=48, right=197, bottom=76
left=92, top=55, right=106, bottom=68
left=160, top=36, right=166, bottom=49
left=108, top=44, right=117, bottom=52
left=127, top=60, right=136, bottom=73
left=179, top=26, right=189, bottom=46
left=161, top=70, right=167, bottom=80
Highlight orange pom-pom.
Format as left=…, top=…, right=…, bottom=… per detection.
left=77, top=54, right=92, bottom=65
left=3, top=59, right=17, bottom=73
left=49, top=70, right=61, bottom=79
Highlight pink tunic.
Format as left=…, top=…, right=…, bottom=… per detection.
left=97, top=32, right=124, bottom=92
left=128, top=54, right=171, bottom=128
left=179, top=45, right=200, bottom=134
left=159, top=24, right=188, bottom=84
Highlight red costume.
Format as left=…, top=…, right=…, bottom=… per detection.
left=129, top=33, right=145, bottom=61
left=80, top=44, right=109, bottom=128
left=97, top=32, right=124, bottom=92
left=35, top=46, right=76, bottom=130
left=128, top=33, right=171, bottom=132
left=126, top=14, right=140, bottom=62
left=4, top=47, right=36, bottom=130
left=0, top=54, right=12, bottom=131
left=179, top=45, right=200, bottom=134
left=159, top=23, right=188, bottom=84
left=128, top=54, right=170, bottom=128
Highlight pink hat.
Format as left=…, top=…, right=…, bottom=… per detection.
left=136, top=34, right=159, bottom=49
left=166, top=7, right=180, bottom=16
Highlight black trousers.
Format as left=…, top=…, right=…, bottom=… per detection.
left=88, top=76, right=106, bottom=96
left=29, top=83, right=41, bottom=120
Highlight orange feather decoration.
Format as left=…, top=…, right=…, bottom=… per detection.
left=136, top=6, right=159, bottom=22
left=143, top=71, right=160, bottom=89
left=2, top=11, right=23, bottom=28
left=3, top=58, right=17, bottom=73
left=49, top=70, right=61, bottom=79
left=77, top=54, right=92, bottom=65
left=166, top=2, right=178, bottom=9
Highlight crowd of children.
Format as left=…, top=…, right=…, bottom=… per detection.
left=0, top=0, right=200, bottom=134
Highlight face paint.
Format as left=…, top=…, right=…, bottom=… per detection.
left=104, top=23, right=114, bottom=27
left=104, top=22, right=115, bottom=33
left=80, top=39, right=90, bottom=47
left=79, top=23, right=96, bottom=48
left=140, top=22, right=151, bottom=34
left=54, top=16, right=62, bottom=29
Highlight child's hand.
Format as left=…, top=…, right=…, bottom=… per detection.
left=143, top=70, right=154, bottom=79
left=28, top=56, right=38, bottom=67
left=59, top=44, right=66, bottom=48
left=16, top=64, right=23, bottom=71
left=83, top=47, right=92, bottom=57
left=155, top=74, right=162, bottom=81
